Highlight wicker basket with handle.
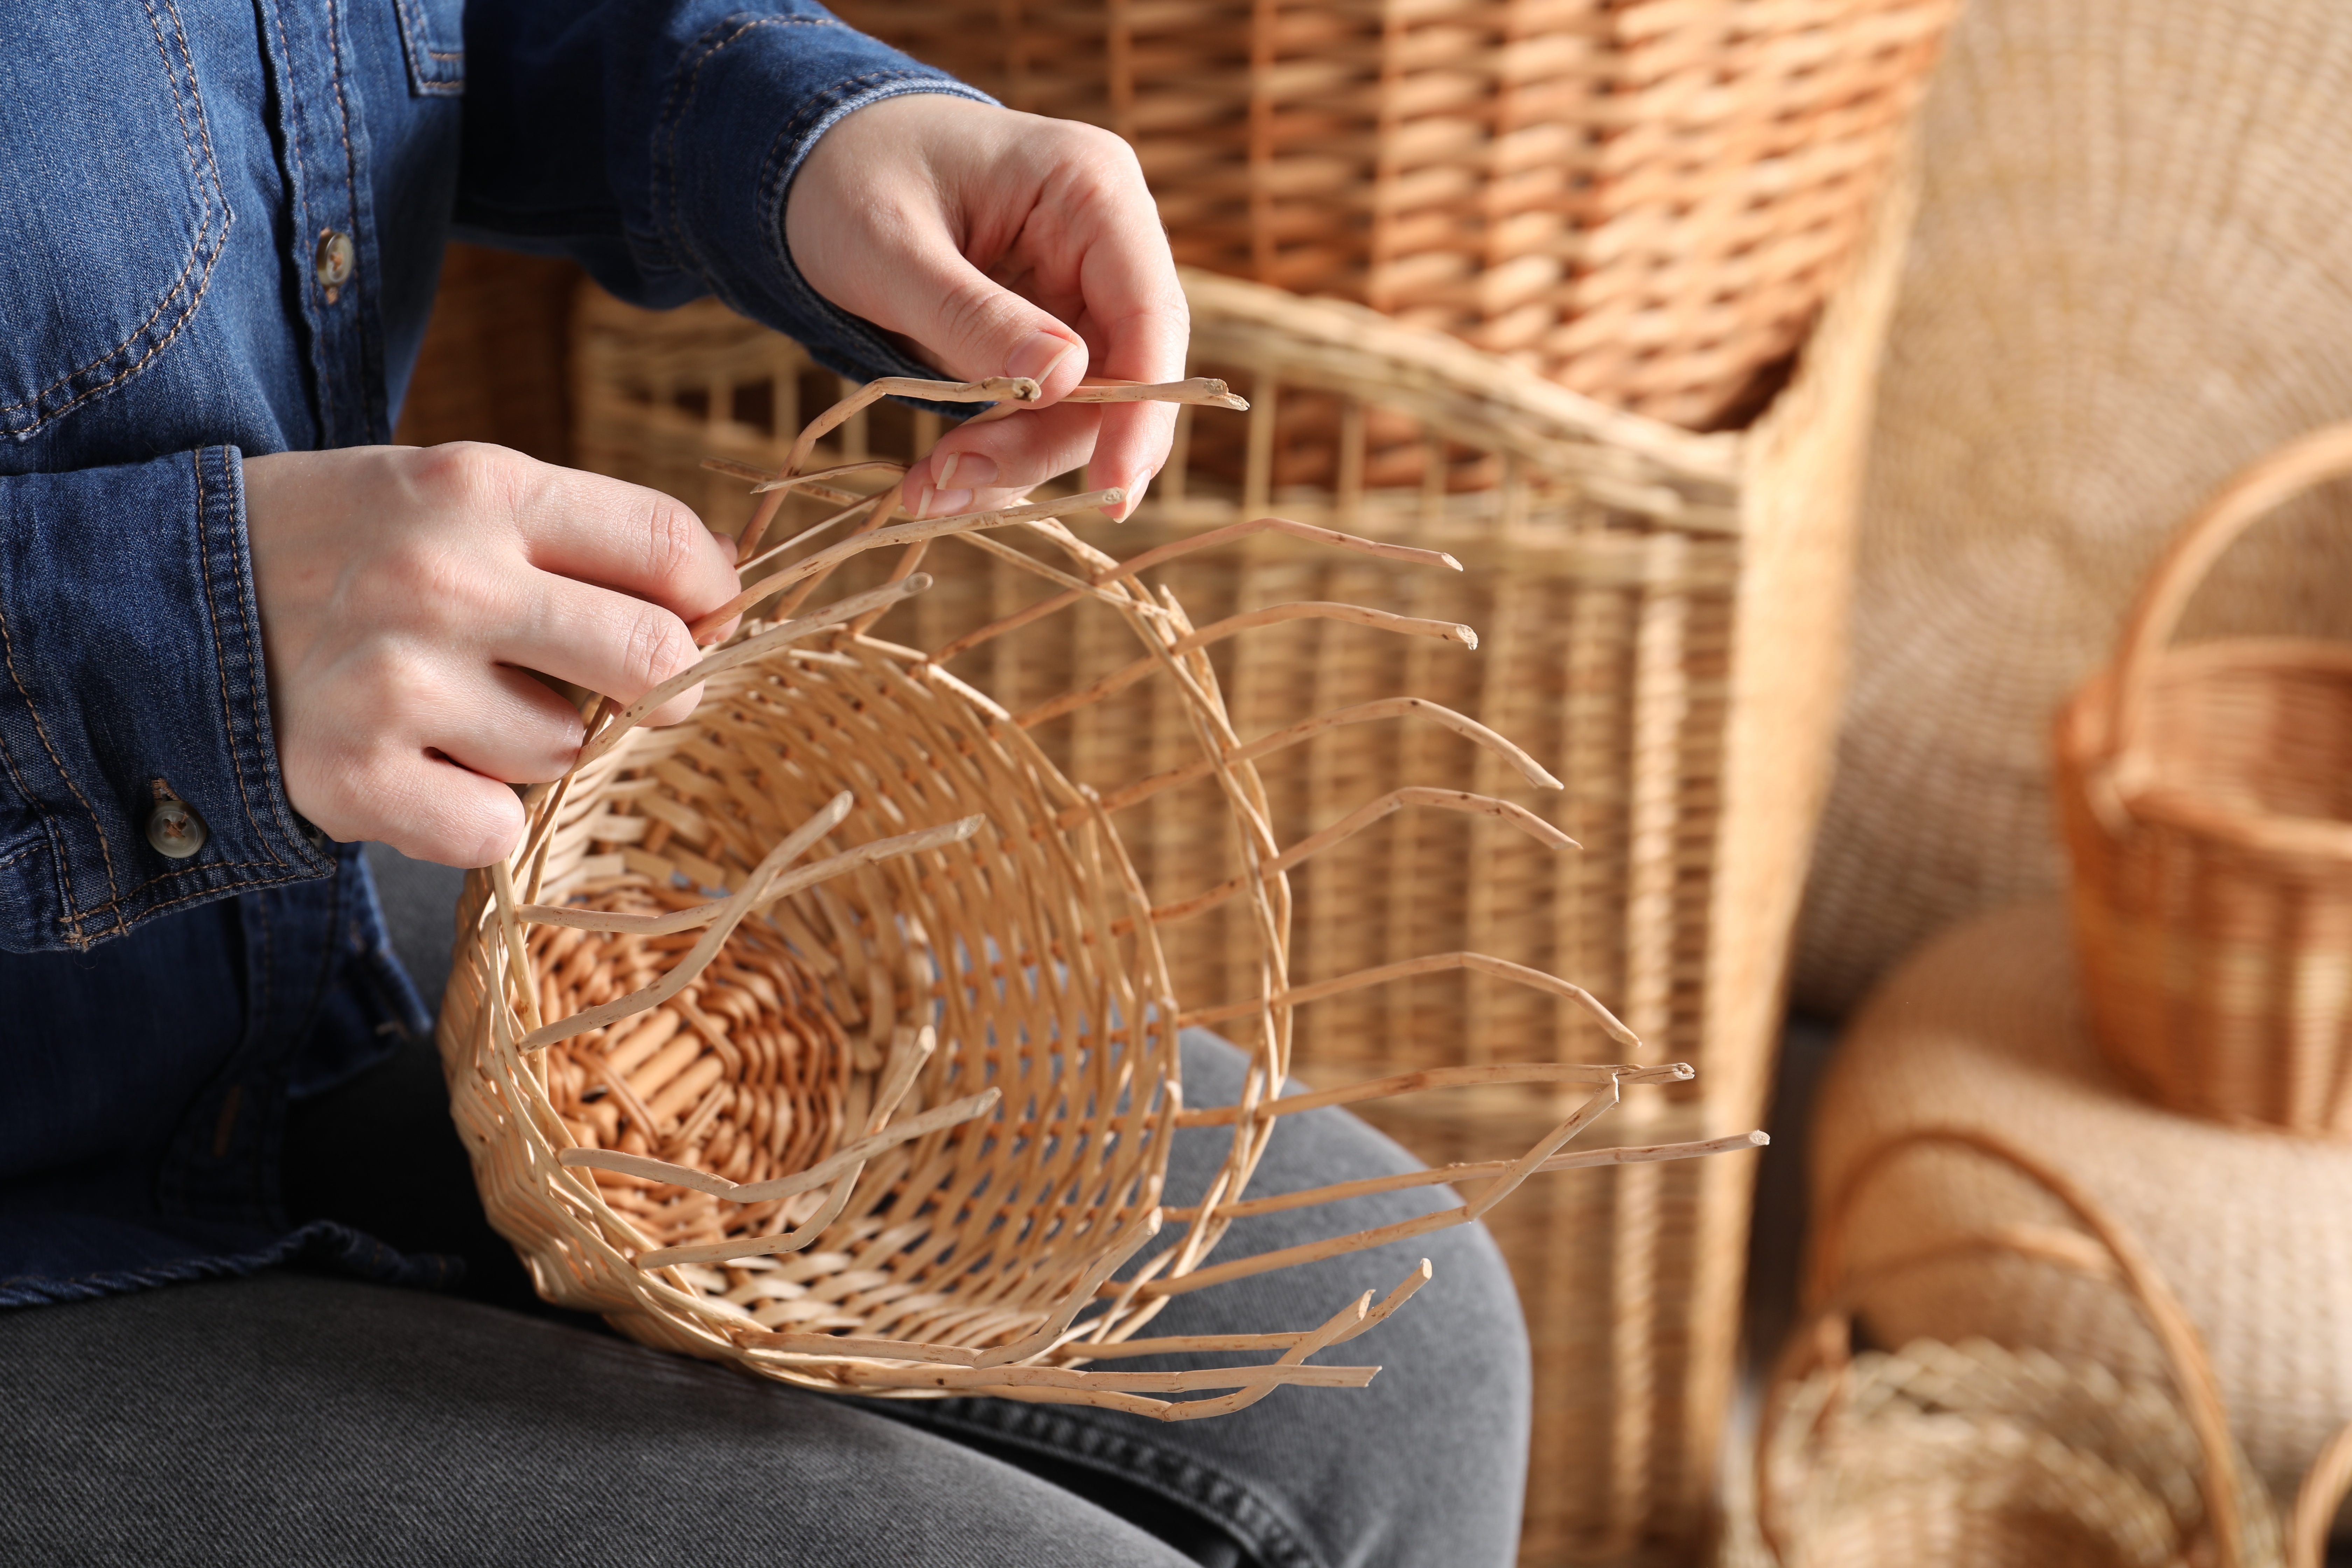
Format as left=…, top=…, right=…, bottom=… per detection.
left=2054, top=424, right=2352, bottom=1137
left=1750, top=1127, right=2281, bottom=1568
left=441, top=369, right=1764, bottom=1419
left=824, top=0, right=1954, bottom=428
left=566, top=159, right=1909, bottom=1562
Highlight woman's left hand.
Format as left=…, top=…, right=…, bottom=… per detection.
left=784, top=94, right=1186, bottom=521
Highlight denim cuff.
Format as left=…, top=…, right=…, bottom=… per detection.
left=646, top=15, right=995, bottom=386
left=0, top=447, right=334, bottom=952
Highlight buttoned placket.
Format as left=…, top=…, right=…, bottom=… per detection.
left=255, top=0, right=392, bottom=449
left=151, top=1, right=396, bottom=1232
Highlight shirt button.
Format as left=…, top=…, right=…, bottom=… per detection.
left=147, top=795, right=208, bottom=859
left=314, top=229, right=355, bottom=302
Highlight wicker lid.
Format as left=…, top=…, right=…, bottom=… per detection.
left=1812, top=897, right=2352, bottom=1517
left=1791, top=0, right=2352, bottom=1014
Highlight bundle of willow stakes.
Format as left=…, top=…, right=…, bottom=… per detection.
left=439, top=369, right=1766, bottom=1419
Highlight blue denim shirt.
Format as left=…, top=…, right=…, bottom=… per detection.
left=0, top=0, right=982, bottom=1304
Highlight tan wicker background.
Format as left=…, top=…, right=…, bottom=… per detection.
left=391, top=243, right=582, bottom=463
left=566, top=158, right=1905, bottom=1561
left=1791, top=0, right=2352, bottom=1015
left=825, top=0, right=1952, bottom=428
left=1811, top=898, right=2352, bottom=1531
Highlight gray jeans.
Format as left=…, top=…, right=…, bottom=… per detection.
left=1, top=851, right=1530, bottom=1567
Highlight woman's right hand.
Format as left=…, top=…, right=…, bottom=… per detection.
left=242, top=443, right=740, bottom=868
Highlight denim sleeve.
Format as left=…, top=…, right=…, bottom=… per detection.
left=452, top=0, right=995, bottom=387
left=0, top=448, right=335, bottom=953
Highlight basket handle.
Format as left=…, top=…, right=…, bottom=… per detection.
left=2105, top=421, right=2352, bottom=778
left=2290, top=1419, right=2352, bottom=1568
left=1757, top=1126, right=2245, bottom=1568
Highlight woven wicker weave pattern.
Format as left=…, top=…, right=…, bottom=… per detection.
left=2055, top=425, right=2352, bottom=1137
left=824, top=0, right=1953, bottom=427
left=1812, top=901, right=2352, bottom=1543
left=1793, top=0, right=2352, bottom=1016
left=1745, top=1126, right=2282, bottom=1568
left=564, top=160, right=1906, bottom=1557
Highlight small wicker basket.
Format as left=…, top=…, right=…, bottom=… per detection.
left=824, top=0, right=1956, bottom=428
left=1752, top=1127, right=2281, bottom=1568
left=2054, top=424, right=2352, bottom=1137
left=439, top=371, right=1761, bottom=1414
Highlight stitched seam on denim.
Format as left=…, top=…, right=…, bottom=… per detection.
left=193, top=449, right=277, bottom=866
left=0, top=842, right=44, bottom=873
left=650, top=13, right=755, bottom=273
left=0, top=734, right=68, bottom=928
left=392, top=0, right=463, bottom=62
left=0, top=605, right=121, bottom=946
left=220, top=456, right=315, bottom=858
left=79, top=859, right=290, bottom=911
left=320, top=0, right=366, bottom=439
left=923, top=1402, right=1325, bottom=1568
left=657, top=16, right=835, bottom=277
left=0, top=0, right=208, bottom=416
left=0, top=0, right=228, bottom=436
left=262, top=0, right=327, bottom=435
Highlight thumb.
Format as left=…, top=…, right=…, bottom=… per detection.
left=884, top=244, right=1090, bottom=402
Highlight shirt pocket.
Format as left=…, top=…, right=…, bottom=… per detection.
left=0, top=0, right=229, bottom=441
left=392, top=0, right=465, bottom=97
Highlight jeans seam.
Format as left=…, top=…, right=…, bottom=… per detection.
left=657, top=15, right=835, bottom=276
left=0, top=713, right=68, bottom=931
left=0, top=0, right=228, bottom=438
left=915, top=1402, right=1329, bottom=1568
left=0, top=602, right=124, bottom=945
left=194, top=449, right=282, bottom=866
left=262, top=0, right=328, bottom=436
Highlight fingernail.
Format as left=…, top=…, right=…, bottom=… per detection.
left=935, top=451, right=996, bottom=493
left=919, top=487, right=975, bottom=519
left=1007, top=331, right=1077, bottom=387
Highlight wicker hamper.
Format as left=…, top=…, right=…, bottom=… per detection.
left=824, top=0, right=1955, bottom=428
left=1809, top=900, right=2352, bottom=1536
left=566, top=162, right=1909, bottom=1564
left=2055, top=425, right=2352, bottom=1136
left=1793, top=0, right=2352, bottom=1014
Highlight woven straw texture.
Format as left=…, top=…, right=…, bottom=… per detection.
left=1731, top=1126, right=2282, bottom=1568
left=1809, top=898, right=2352, bottom=1528
left=1792, top=0, right=2352, bottom=1015
left=2055, top=425, right=2352, bottom=1136
left=566, top=166, right=1908, bottom=1563
left=824, top=0, right=1953, bottom=428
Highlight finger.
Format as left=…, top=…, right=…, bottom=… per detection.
left=1069, top=237, right=1189, bottom=519
left=372, top=756, right=530, bottom=869
left=506, top=576, right=707, bottom=723
left=290, top=732, right=527, bottom=869
left=905, top=404, right=1105, bottom=518
left=427, top=667, right=593, bottom=786
left=493, top=458, right=740, bottom=625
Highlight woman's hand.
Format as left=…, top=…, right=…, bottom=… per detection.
left=785, top=94, right=1186, bottom=521
left=243, top=444, right=741, bottom=867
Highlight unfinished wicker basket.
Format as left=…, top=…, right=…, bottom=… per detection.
left=1752, top=1127, right=2281, bottom=1568
left=566, top=163, right=1908, bottom=1561
left=824, top=0, right=1955, bottom=428
left=2054, top=424, right=2352, bottom=1137
left=439, top=370, right=1763, bottom=1416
